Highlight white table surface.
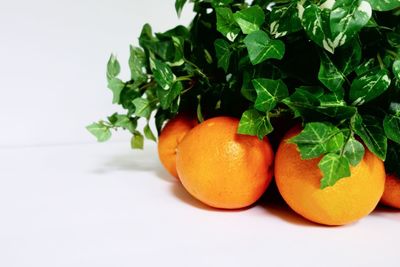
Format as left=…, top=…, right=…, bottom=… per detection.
left=1, top=142, right=399, bottom=267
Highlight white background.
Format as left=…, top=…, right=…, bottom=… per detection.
left=0, top=0, right=193, bottom=147
left=1, top=1, right=400, bottom=267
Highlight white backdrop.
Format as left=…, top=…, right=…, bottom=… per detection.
left=0, top=0, right=193, bottom=147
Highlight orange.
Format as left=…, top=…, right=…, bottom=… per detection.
left=176, top=117, right=274, bottom=209
left=157, top=114, right=197, bottom=178
left=381, top=174, right=400, bottom=209
left=275, top=126, right=385, bottom=226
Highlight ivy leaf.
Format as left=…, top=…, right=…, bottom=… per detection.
left=290, top=122, right=343, bottom=160
left=241, top=70, right=257, bottom=102
left=237, top=109, right=273, bottom=139
left=215, top=7, right=240, bottom=42
left=132, top=98, right=153, bottom=118
left=106, top=54, right=120, bottom=82
left=335, top=39, right=362, bottom=75
left=171, top=36, right=185, bottom=65
left=302, top=4, right=334, bottom=53
left=318, top=153, right=351, bottom=189
left=244, top=30, right=285, bottom=65
left=175, top=0, right=187, bottom=17
left=233, top=5, right=265, bottom=34
left=282, top=87, right=322, bottom=118
left=330, top=0, right=372, bottom=49
left=318, top=51, right=345, bottom=95
left=384, top=114, right=400, bottom=144
left=214, top=39, right=232, bottom=72
left=151, top=59, right=175, bottom=90
left=393, top=60, right=400, bottom=81
left=144, top=124, right=157, bottom=142
left=107, top=78, right=125, bottom=104
left=156, top=82, right=183, bottom=110
left=86, top=123, right=112, bottom=142
left=129, top=46, right=147, bottom=82
left=108, top=113, right=137, bottom=134
left=352, top=114, right=387, bottom=160
left=355, top=58, right=377, bottom=76
left=349, top=69, right=391, bottom=105
left=366, top=0, right=400, bottom=11
left=269, top=2, right=302, bottom=38
left=326, top=130, right=345, bottom=153
left=343, top=137, right=365, bottom=166
left=131, top=131, right=144, bottom=149
left=252, top=79, right=289, bottom=112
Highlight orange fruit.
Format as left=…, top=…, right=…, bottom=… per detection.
left=381, top=174, right=400, bottom=209
left=158, top=114, right=197, bottom=178
left=275, top=126, right=386, bottom=226
left=176, top=117, right=274, bottom=209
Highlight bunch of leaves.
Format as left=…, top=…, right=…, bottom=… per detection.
left=88, top=0, right=400, bottom=188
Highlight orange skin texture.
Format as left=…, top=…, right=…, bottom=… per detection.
left=275, top=126, right=386, bottom=226
left=381, top=174, right=400, bottom=209
left=176, top=117, right=274, bottom=209
left=157, top=114, right=198, bottom=178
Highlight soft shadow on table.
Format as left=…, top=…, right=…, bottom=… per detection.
left=92, top=149, right=176, bottom=181
left=370, top=204, right=400, bottom=222
left=258, top=181, right=328, bottom=228
left=169, top=181, right=255, bottom=212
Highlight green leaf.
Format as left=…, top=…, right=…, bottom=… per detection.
left=119, top=84, right=141, bottom=113
left=175, top=0, right=187, bottom=17
left=352, top=114, right=387, bottom=160
left=318, top=153, right=351, bottom=189
left=107, top=54, right=120, bottom=81
left=335, top=39, right=362, bottom=75
left=129, top=46, right=147, bottom=82
left=108, top=113, right=137, bottom=133
left=86, top=123, right=112, bottom=142
left=318, top=51, right=345, bottom=95
left=156, top=82, right=183, bottom=110
left=151, top=59, right=175, bottom=90
left=317, top=104, right=357, bottom=120
left=233, top=5, right=265, bottom=34
left=214, top=39, right=232, bottom=72
left=384, top=114, right=400, bottom=144
left=393, top=60, right=400, bottom=81
left=330, top=0, right=372, bottom=49
left=343, top=138, right=365, bottom=166
left=252, top=79, right=289, bottom=112
left=366, top=0, right=400, bottom=11
left=326, top=131, right=345, bottom=153
left=144, top=124, right=157, bottom=141
left=196, top=95, right=204, bottom=123
left=269, top=2, right=302, bottom=38
left=132, top=98, right=153, bottom=118
left=237, top=109, right=273, bottom=139
left=107, top=78, right=125, bottom=104
left=355, top=58, right=377, bottom=76
left=241, top=71, right=257, bottom=102
left=171, top=36, right=185, bottom=65
left=290, top=122, right=343, bottom=159
left=215, top=7, right=240, bottom=42
left=131, top=131, right=144, bottom=149
left=302, top=4, right=335, bottom=53
left=282, top=87, right=323, bottom=118
left=350, top=69, right=391, bottom=105
left=244, top=30, right=285, bottom=65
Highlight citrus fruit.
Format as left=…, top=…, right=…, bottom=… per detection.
left=176, top=116, right=274, bottom=209
left=275, top=126, right=386, bottom=226
left=381, top=174, right=400, bottom=209
left=158, top=114, right=197, bottom=178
